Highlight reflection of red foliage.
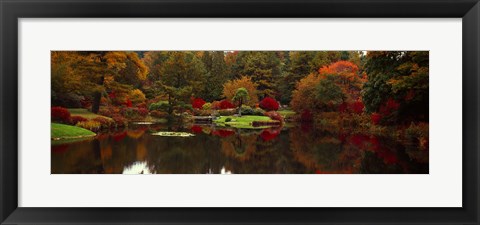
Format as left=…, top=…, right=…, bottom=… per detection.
left=51, top=144, right=69, bottom=154
left=219, top=100, right=235, bottom=109
left=212, top=129, right=235, bottom=137
left=191, top=98, right=206, bottom=109
left=259, top=129, right=280, bottom=142
left=338, top=133, right=347, bottom=143
left=112, top=131, right=127, bottom=142
left=300, top=122, right=313, bottom=133
left=371, top=113, right=382, bottom=125
left=350, top=101, right=364, bottom=114
left=108, top=92, right=116, bottom=99
left=259, top=97, right=279, bottom=111
left=338, top=102, right=348, bottom=113
left=301, top=109, right=313, bottom=122
left=191, top=125, right=203, bottom=134
left=97, top=133, right=110, bottom=140
left=349, top=134, right=370, bottom=147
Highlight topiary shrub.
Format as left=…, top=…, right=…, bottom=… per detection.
left=191, top=98, right=206, bottom=109
left=51, top=107, right=71, bottom=123
left=259, top=97, right=279, bottom=111
left=149, top=101, right=169, bottom=112
left=240, top=105, right=255, bottom=115
left=219, top=100, right=235, bottom=109
left=202, top=102, right=212, bottom=110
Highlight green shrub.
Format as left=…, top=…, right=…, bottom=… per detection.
left=225, top=118, right=232, bottom=122
left=202, top=102, right=212, bottom=110
left=240, top=105, right=255, bottom=115
left=149, top=101, right=169, bottom=112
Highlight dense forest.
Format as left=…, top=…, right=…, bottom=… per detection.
left=52, top=51, right=428, bottom=125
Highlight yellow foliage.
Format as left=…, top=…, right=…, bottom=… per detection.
left=222, top=76, right=259, bottom=106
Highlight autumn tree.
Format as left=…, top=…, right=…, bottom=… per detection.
left=232, top=88, right=250, bottom=116
left=199, top=51, right=229, bottom=101
left=362, top=51, right=429, bottom=123
left=318, top=60, right=363, bottom=102
left=222, top=76, right=258, bottom=106
left=231, top=51, right=281, bottom=98
left=51, top=51, right=148, bottom=113
left=290, top=73, right=322, bottom=114
left=146, top=51, right=206, bottom=115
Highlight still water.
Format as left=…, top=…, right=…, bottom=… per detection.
left=51, top=123, right=428, bottom=174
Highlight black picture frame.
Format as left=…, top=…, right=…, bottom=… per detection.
left=1, top=0, right=479, bottom=224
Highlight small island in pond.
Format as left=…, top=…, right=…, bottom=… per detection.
left=51, top=51, right=429, bottom=174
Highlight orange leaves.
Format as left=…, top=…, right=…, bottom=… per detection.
left=319, top=60, right=359, bottom=78
left=222, top=76, right=258, bottom=106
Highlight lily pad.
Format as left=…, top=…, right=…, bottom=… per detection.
left=151, top=131, right=195, bottom=137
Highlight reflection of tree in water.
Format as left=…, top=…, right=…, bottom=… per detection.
left=289, top=126, right=429, bottom=174
left=51, top=123, right=429, bottom=174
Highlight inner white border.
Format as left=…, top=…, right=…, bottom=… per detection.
left=18, top=18, right=462, bottom=207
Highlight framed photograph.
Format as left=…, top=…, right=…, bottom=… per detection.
left=1, top=0, right=479, bottom=224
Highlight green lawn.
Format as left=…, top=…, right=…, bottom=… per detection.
left=51, top=123, right=96, bottom=140
left=68, top=108, right=113, bottom=120
left=214, top=115, right=275, bottom=129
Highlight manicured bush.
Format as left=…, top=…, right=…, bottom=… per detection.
left=149, top=101, right=169, bottom=112
left=70, top=116, right=87, bottom=125
left=51, top=107, right=71, bottom=123
left=202, top=102, right=212, bottom=110
left=191, top=98, right=206, bottom=109
left=253, top=108, right=266, bottom=116
left=240, top=105, right=255, bottom=115
left=92, top=117, right=112, bottom=129
left=219, top=100, right=235, bottom=109
left=259, top=97, right=279, bottom=111
left=76, top=120, right=101, bottom=132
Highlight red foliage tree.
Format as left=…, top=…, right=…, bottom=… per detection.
left=191, top=98, right=206, bottom=109
left=259, top=97, right=279, bottom=111
left=51, top=107, right=71, bottom=123
left=219, top=100, right=235, bottom=109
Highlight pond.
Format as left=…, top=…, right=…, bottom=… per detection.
left=51, top=122, right=429, bottom=174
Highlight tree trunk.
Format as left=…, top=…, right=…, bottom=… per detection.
left=91, top=92, right=102, bottom=113
left=91, top=75, right=105, bottom=114
left=238, top=99, right=242, bottom=117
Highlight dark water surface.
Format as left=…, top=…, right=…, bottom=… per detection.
left=51, top=123, right=428, bottom=174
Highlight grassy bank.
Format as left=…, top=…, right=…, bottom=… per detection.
left=51, top=123, right=96, bottom=140
left=214, top=115, right=276, bottom=129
